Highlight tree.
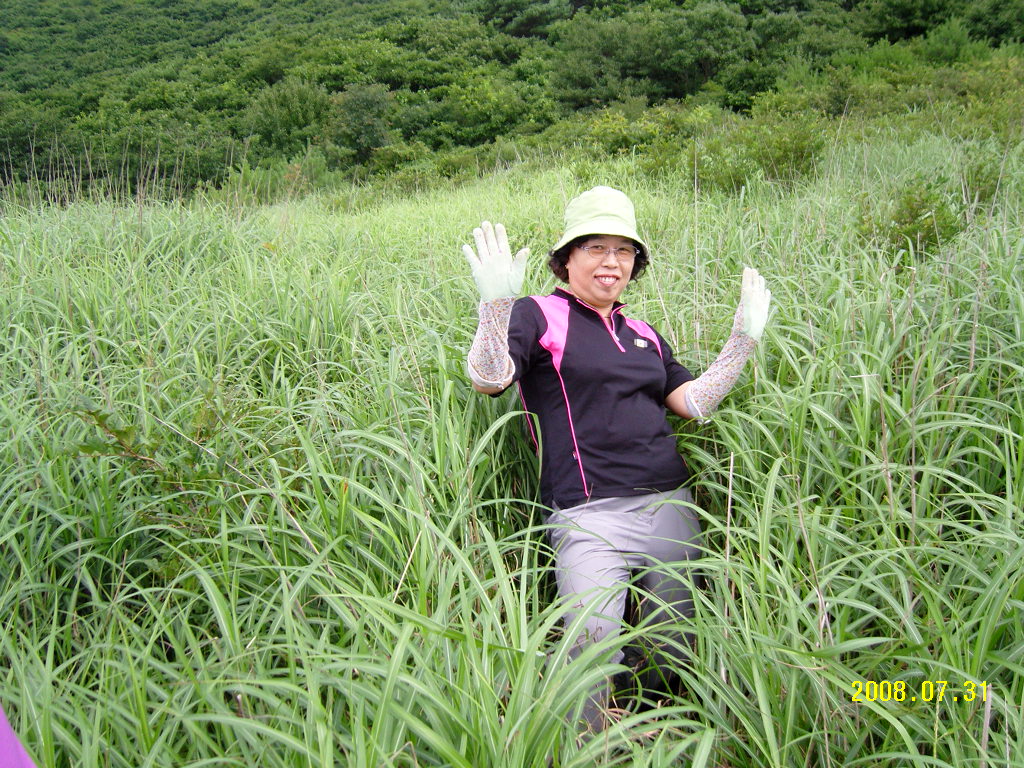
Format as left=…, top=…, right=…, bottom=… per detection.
left=852, top=0, right=964, bottom=41
left=472, top=0, right=572, bottom=37
left=963, top=0, right=1024, bottom=43
left=243, top=77, right=331, bottom=157
left=653, top=2, right=754, bottom=90
left=550, top=5, right=754, bottom=108
left=548, top=12, right=653, bottom=108
left=324, top=83, right=397, bottom=165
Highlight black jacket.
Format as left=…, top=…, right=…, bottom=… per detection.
left=501, top=288, right=693, bottom=509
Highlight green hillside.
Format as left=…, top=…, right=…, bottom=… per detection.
left=1, top=0, right=443, bottom=88
left=3, top=0, right=1023, bottom=194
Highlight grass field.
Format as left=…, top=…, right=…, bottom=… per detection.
left=1, top=126, right=1022, bottom=767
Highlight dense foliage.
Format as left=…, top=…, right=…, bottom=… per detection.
left=3, top=0, right=1024, bottom=193
left=2, top=105, right=1022, bottom=765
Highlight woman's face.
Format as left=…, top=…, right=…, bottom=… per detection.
left=565, top=235, right=637, bottom=313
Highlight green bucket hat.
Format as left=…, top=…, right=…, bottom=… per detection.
left=552, top=186, right=648, bottom=255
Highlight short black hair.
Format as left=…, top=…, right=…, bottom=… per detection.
left=547, top=236, right=649, bottom=283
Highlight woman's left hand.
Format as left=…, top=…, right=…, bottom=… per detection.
left=740, top=266, right=771, bottom=341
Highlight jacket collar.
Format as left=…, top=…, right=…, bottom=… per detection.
left=553, top=286, right=626, bottom=317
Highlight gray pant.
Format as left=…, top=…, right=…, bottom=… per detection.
left=546, top=486, right=703, bottom=732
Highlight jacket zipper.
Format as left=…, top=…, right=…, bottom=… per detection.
left=575, top=297, right=626, bottom=352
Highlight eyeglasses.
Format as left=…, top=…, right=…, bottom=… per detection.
left=578, top=244, right=639, bottom=261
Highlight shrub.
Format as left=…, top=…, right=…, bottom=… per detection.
left=548, top=5, right=754, bottom=108
left=471, top=0, right=572, bottom=37
left=324, top=83, right=399, bottom=166
left=963, top=0, right=1024, bottom=43
left=445, top=70, right=555, bottom=146
left=914, top=18, right=988, bottom=64
left=539, top=101, right=726, bottom=161
left=856, top=172, right=964, bottom=255
left=209, top=150, right=339, bottom=205
left=639, top=106, right=826, bottom=192
left=957, top=140, right=1008, bottom=212
left=854, top=0, right=963, bottom=42
left=367, top=139, right=432, bottom=175
left=243, top=77, right=331, bottom=158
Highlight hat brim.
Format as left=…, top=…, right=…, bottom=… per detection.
left=553, top=216, right=648, bottom=255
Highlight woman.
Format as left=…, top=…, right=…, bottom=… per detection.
left=463, top=186, right=770, bottom=733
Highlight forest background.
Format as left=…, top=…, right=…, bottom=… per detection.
left=3, top=0, right=1024, bottom=198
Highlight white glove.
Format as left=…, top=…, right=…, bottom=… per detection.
left=463, top=221, right=529, bottom=302
left=740, top=266, right=771, bottom=341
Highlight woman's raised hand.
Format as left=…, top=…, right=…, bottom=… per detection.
left=740, top=266, right=771, bottom=341
left=463, top=221, right=529, bottom=302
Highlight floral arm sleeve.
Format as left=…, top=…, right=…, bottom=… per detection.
left=684, top=303, right=757, bottom=420
left=467, top=297, right=516, bottom=389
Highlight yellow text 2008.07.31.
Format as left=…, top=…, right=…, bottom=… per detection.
left=850, top=680, right=988, bottom=703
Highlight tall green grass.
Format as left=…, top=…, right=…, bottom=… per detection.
left=1, top=130, right=1022, bottom=766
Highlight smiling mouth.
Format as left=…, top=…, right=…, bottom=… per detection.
left=596, top=276, right=619, bottom=286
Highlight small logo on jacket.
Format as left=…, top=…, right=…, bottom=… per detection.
left=634, top=338, right=649, bottom=348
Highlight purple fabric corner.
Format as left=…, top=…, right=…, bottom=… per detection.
left=0, top=705, right=38, bottom=768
